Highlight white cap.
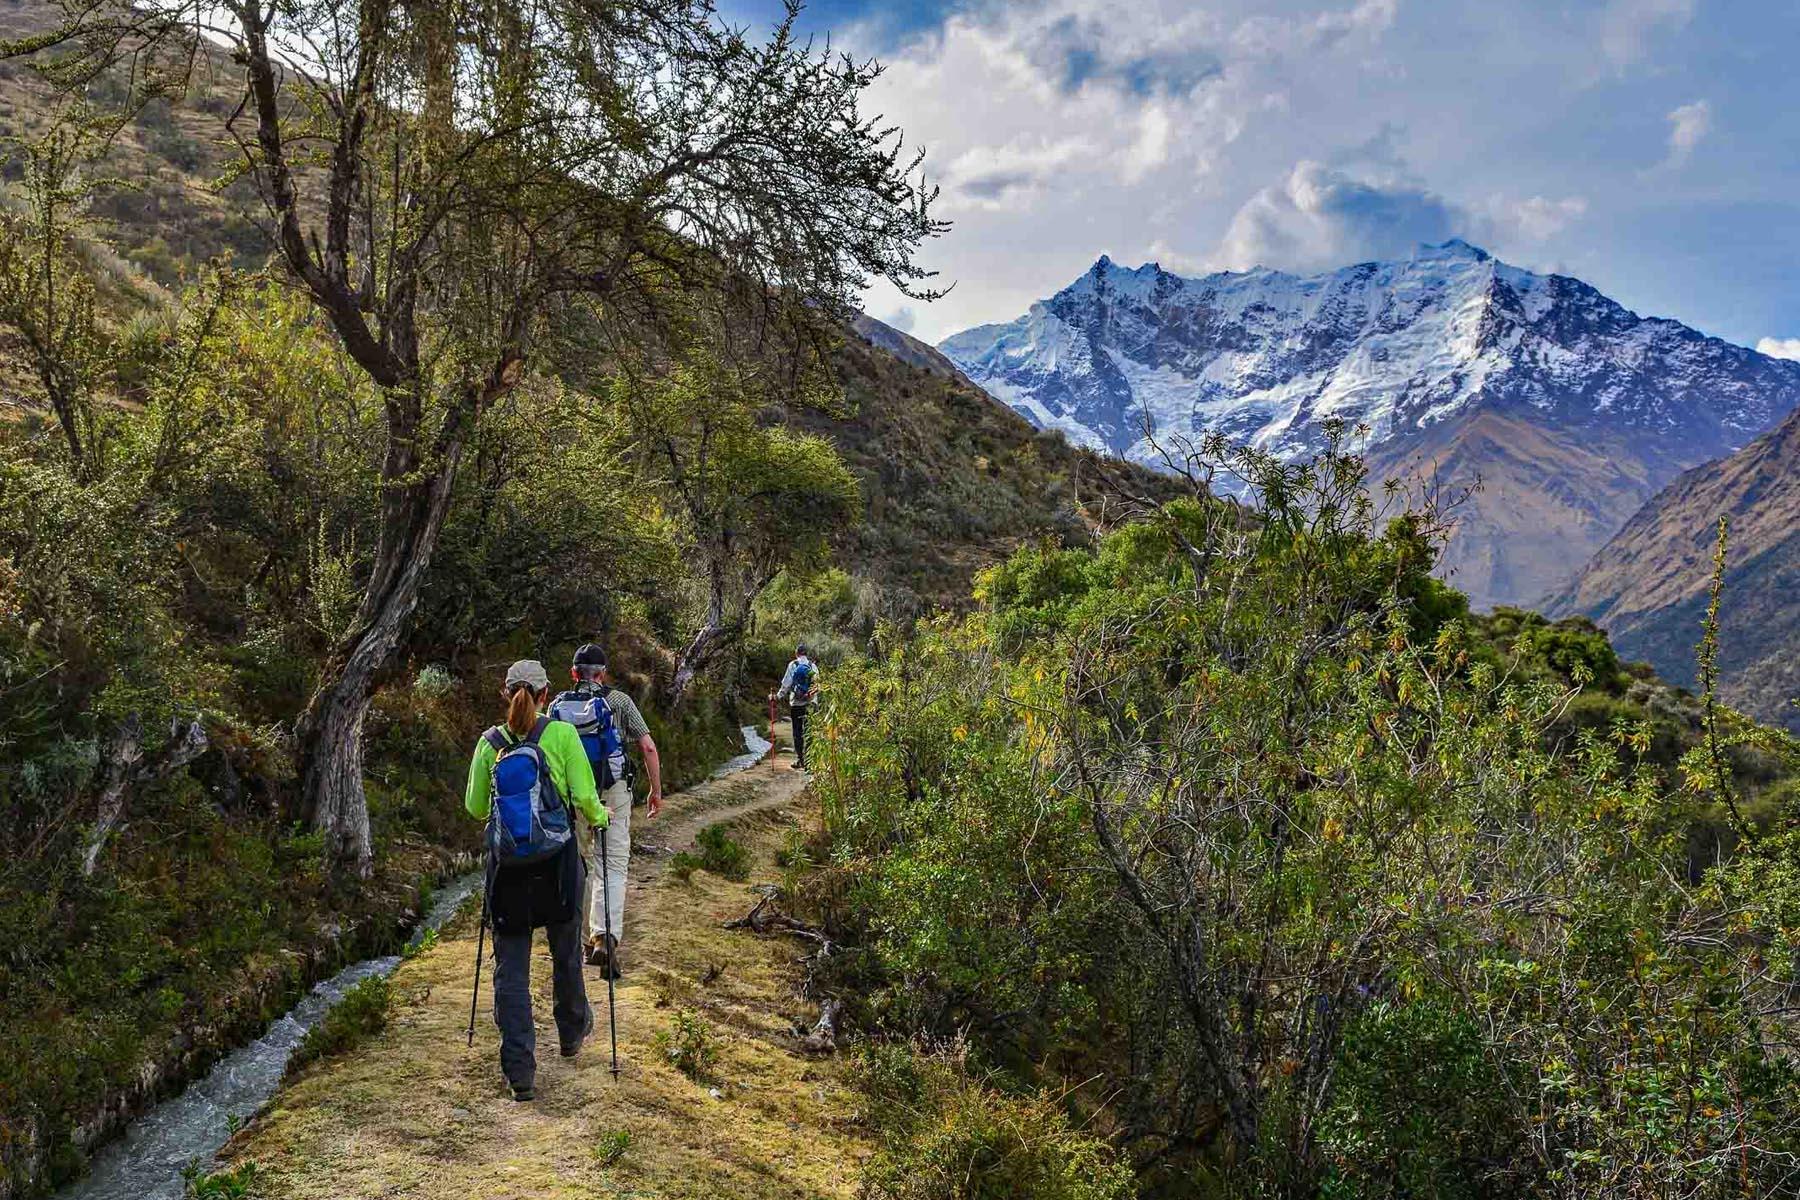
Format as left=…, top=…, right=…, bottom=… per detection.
left=504, top=659, right=549, bottom=691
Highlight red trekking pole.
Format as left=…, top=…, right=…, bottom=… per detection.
left=767, top=692, right=777, bottom=737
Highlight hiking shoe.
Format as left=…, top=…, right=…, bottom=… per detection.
left=511, top=1083, right=536, bottom=1102
left=562, top=1007, right=595, bottom=1058
left=598, top=934, right=622, bottom=981
left=584, top=938, right=609, bottom=969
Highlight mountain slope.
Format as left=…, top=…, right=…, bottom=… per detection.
left=811, top=316, right=1173, bottom=616
left=1546, top=406, right=1800, bottom=730
left=939, top=241, right=1800, bottom=608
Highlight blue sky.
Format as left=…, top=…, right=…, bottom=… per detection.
left=721, top=0, right=1800, bottom=353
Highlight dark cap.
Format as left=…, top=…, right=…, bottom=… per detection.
left=795, top=643, right=809, bottom=657
left=572, top=643, right=607, bottom=668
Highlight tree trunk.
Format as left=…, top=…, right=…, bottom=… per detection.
left=669, top=553, right=731, bottom=710
left=296, top=434, right=465, bottom=875
left=83, top=715, right=209, bottom=876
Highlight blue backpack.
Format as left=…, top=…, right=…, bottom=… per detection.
left=548, top=687, right=627, bottom=789
left=789, top=659, right=817, bottom=705
left=483, top=717, right=573, bottom=868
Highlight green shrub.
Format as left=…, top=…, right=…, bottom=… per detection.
left=402, top=928, right=439, bottom=960
left=854, top=1045, right=1135, bottom=1200
left=653, top=1007, right=720, bottom=1083
left=668, top=851, right=703, bottom=883
left=286, top=975, right=392, bottom=1077
left=412, top=664, right=456, bottom=700
left=182, top=1160, right=260, bottom=1199
left=592, top=1128, right=631, bottom=1166
left=1318, top=1000, right=1523, bottom=1199
left=695, top=824, right=750, bottom=881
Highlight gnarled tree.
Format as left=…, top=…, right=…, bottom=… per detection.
left=10, top=0, right=941, bottom=872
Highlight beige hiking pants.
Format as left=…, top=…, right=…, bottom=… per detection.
left=580, top=780, right=632, bottom=947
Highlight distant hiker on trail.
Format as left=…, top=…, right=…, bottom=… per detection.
left=772, top=644, right=820, bottom=771
left=464, top=659, right=606, bottom=1102
left=548, top=644, right=662, bottom=978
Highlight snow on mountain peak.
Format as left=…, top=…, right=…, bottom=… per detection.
left=936, top=247, right=1800, bottom=607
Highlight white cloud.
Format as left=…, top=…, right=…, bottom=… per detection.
left=854, top=0, right=1409, bottom=340
left=1757, top=337, right=1800, bottom=362
left=881, top=305, right=918, bottom=334
left=1213, top=161, right=1460, bottom=271
left=1599, top=0, right=1696, bottom=68
left=1208, top=163, right=1588, bottom=274
left=1485, top=194, right=1589, bottom=241
left=940, top=136, right=1096, bottom=212
left=1662, top=99, right=1712, bottom=168
left=1123, top=105, right=1173, bottom=182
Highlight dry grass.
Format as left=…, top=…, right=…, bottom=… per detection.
left=226, top=738, right=869, bottom=1199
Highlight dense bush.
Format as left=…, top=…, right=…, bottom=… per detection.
left=811, top=435, right=1800, bottom=1197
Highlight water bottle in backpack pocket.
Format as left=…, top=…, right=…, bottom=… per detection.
left=484, top=717, right=573, bottom=867
left=548, top=689, right=626, bottom=789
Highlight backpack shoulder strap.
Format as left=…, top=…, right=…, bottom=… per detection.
left=482, top=726, right=511, bottom=753
left=525, top=715, right=551, bottom=745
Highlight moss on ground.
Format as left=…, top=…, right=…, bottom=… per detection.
left=227, top=740, right=870, bottom=1198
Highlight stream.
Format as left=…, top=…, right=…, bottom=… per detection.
left=58, top=724, right=771, bottom=1199
left=712, top=724, right=773, bottom=777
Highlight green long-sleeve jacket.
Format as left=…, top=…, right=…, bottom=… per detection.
left=464, top=719, right=607, bottom=827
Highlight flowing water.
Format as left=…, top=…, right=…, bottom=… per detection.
left=711, top=724, right=773, bottom=777
left=58, top=725, right=770, bottom=1198
left=59, top=871, right=484, bottom=1200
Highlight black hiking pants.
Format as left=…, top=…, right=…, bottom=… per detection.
left=791, top=702, right=809, bottom=768
left=492, top=916, right=590, bottom=1089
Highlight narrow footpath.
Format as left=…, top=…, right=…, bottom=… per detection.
left=224, top=725, right=869, bottom=1199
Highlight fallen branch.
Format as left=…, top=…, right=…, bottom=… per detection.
left=723, top=892, right=832, bottom=949
left=800, top=998, right=843, bottom=1055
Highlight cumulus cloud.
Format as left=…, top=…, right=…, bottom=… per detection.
left=1757, top=337, right=1800, bottom=362
left=881, top=306, right=919, bottom=334
left=1661, top=99, right=1712, bottom=168
left=1210, top=163, right=1588, bottom=273
left=1599, top=0, right=1696, bottom=68
left=1213, top=162, right=1460, bottom=271
left=862, top=0, right=1399, bottom=219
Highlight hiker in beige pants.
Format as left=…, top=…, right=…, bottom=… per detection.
left=551, top=644, right=662, bottom=979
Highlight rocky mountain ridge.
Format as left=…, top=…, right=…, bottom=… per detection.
left=939, top=241, right=1800, bottom=608
left=1548, top=404, right=1800, bottom=730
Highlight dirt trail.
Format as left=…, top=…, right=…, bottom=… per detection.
left=225, top=724, right=869, bottom=1199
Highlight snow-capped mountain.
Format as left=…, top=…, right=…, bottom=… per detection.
left=939, top=241, right=1800, bottom=608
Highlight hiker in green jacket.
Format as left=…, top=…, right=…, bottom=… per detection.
left=465, top=659, right=606, bottom=1101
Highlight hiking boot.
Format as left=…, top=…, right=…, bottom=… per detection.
left=584, top=937, right=609, bottom=969
left=585, top=933, right=622, bottom=978
left=511, top=1083, right=536, bottom=1102
left=562, top=1007, right=595, bottom=1058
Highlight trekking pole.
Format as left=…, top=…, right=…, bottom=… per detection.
left=599, top=825, right=621, bottom=1079
left=467, top=874, right=490, bottom=1048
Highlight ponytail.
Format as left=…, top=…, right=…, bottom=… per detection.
left=505, top=683, right=539, bottom=738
